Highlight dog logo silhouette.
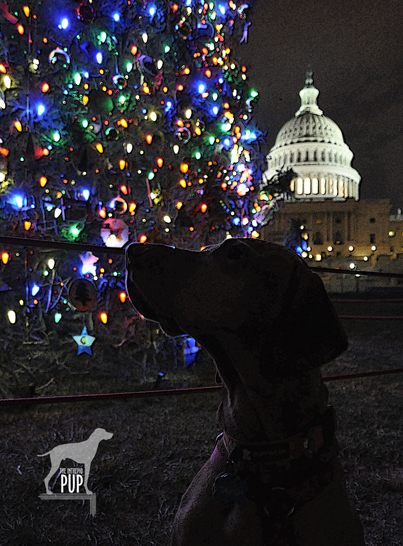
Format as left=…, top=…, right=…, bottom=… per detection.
left=38, top=428, right=113, bottom=495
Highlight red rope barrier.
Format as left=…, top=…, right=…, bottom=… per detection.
left=311, top=265, right=403, bottom=279
left=1, top=235, right=403, bottom=279
left=0, top=235, right=125, bottom=256
left=1, top=368, right=402, bottom=407
left=338, top=315, right=403, bottom=319
left=332, top=299, right=403, bottom=303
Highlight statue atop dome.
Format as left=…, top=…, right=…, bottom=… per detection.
left=295, top=67, right=323, bottom=117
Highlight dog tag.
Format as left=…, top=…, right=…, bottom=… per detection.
left=213, top=473, right=248, bottom=506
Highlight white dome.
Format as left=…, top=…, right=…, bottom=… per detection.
left=262, top=70, right=361, bottom=201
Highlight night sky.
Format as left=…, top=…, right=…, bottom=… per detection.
left=237, top=0, right=403, bottom=206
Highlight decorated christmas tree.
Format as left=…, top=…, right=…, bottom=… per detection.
left=0, top=0, right=285, bottom=387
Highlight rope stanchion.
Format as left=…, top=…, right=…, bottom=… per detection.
left=1, top=368, right=402, bottom=407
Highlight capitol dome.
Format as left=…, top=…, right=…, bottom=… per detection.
left=262, top=70, right=361, bottom=201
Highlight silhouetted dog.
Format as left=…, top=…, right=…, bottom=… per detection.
left=126, top=238, right=365, bottom=546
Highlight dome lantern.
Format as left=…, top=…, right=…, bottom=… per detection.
left=295, top=67, right=323, bottom=117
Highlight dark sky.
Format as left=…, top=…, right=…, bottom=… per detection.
left=237, top=0, right=403, bottom=206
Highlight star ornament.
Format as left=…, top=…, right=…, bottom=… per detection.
left=73, top=327, right=95, bottom=355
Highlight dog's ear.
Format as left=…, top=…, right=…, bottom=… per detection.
left=262, top=262, right=348, bottom=377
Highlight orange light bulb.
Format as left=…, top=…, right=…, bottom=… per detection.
left=1, top=251, right=10, bottom=264
left=100, top=312, right=108, bottom=324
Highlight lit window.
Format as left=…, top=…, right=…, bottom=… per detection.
left=339, top=179, right=344, bottom=197
left=304, top=177, right=311, bottom=194
left=296, top=178, right=303, bottom=194
left=320, top=178, right=326, bottom=194
left=333, top=179, right=338, bottom=195
left=312, top=178, right=318, bottom=194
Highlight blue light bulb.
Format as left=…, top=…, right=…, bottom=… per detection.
left=60, top=18, right=69, bottom=30
left=32, top=284, right=40, bottom=296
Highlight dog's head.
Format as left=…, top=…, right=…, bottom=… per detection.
left=126, top=238, right=347, bottom=378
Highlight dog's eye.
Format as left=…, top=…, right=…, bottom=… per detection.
left=227, top=244, right=247, bottom=261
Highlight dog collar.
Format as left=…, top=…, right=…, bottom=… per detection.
left=210, top=405, right=336, bottom=473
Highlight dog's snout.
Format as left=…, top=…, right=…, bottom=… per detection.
left=128, top=243, right=152, bottom=259
left=127, top=244, right=155, bottom=270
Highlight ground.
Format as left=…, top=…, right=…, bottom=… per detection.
left=0, top=294, right=402, bottom=545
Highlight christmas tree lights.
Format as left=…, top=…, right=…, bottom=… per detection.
left=0, top=0, right=283, bottom=355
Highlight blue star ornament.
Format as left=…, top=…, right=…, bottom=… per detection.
left=73, top=327, right=95, bottom=355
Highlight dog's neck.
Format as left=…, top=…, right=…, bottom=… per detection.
left=217, top=369, right=329, bottom=443
left=200, top=332, right=329, bottom=443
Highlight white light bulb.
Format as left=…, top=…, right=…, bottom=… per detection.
left=8, top=310, right=16, bottom=324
